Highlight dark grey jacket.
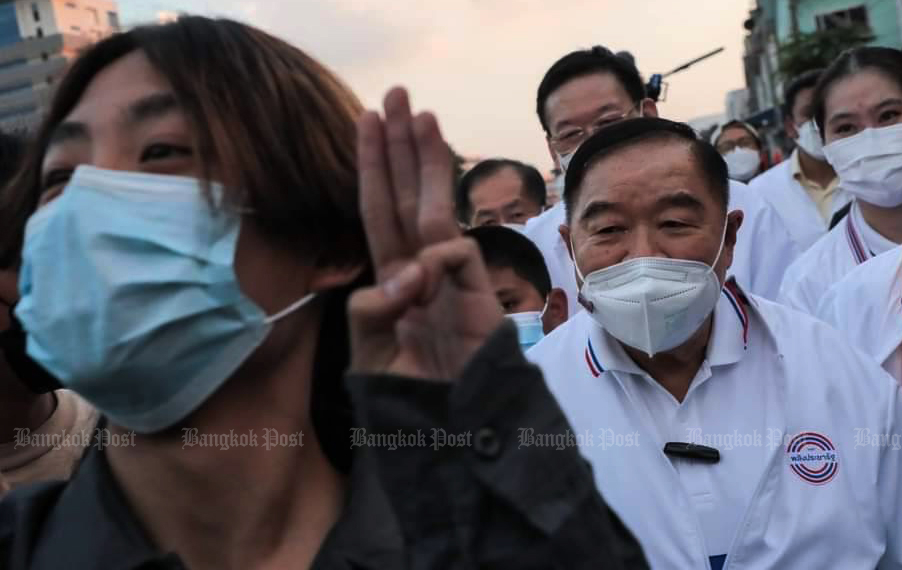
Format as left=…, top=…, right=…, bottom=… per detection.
left=0, top=322, right=647, bottom=569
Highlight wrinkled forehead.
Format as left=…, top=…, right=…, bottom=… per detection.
left=573, top=139, right=717, bottom=213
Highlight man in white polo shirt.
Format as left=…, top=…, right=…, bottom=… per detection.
left=526, top=46, right=799, bottom=317
left=528, top=117, right=902, bottom=569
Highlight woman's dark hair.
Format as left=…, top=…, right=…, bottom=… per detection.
left=812, top=47, right=902, bottom=139
left=0, top=16, right=371, bottom=472
left=0, top=16, right=367, bottom=269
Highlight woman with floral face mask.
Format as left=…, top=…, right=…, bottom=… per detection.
left=778, top=47, right=902, bottom=316
left=0, top=16, right=646, bottom=570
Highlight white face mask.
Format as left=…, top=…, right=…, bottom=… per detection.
left=557, top=150, right=575, bottom=173
left=502, top=222, right=527, bottom=233
left=795, top=120, right=826, bottom=160
left=722, top=147, right=760, bottom=182
left=571, top=218, right=727, bottom=358
left=508, top=304, right=547, bottom=352
left=824, top=123, right=902, bottom=208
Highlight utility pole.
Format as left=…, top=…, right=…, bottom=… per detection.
left=897, top=0, right=902, bottom=45
left=789, top=0, right=801, bottom=38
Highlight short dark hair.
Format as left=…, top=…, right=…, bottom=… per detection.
left=813, top=47, right=902, bottom=137
left=783, top=68, right=824, bottom=119
left=563, top=117, right=729, bottom=222
left=536, top=46, right=646, bottom=133
left=465, top=225, right=551, bottom=299
left=456, top=158, right=546, bottom=222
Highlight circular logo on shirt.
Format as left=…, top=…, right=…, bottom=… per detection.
left=786, top=432, right=839, bottom=486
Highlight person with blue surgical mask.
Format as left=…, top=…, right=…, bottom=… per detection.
left=528, top=116, right=902, bottom=569
left=779, top=47, right=902, bottom=315
left=0, top=17, right=649, bottom=570
left=749, top=69, right=850, bottom=251
left=465, top=225, right=568, bottom=351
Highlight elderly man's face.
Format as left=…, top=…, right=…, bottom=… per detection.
left=560, top=140, right=742, bottom=283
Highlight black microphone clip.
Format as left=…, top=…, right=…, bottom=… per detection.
left=663, top=442, right=720, bottom=464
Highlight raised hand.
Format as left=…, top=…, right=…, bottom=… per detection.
left=349, top=87, right=504, bottom=380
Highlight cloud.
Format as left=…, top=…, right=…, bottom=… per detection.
left=130, top=1, right=436, bottom=71
left=119, top=0, right=749, bottom=171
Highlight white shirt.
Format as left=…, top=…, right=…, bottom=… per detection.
left=522, top=202, right=580, bottom=318
left=524, top=181, right=801, bottom=318
left=817, top=245, right=902, bottom=383
left=886, top=348, right=902, bottom=383
left=596, top=286, right=768, bottom=560
left=527, top=284, right=902, bottom=569
left=748, top=153, right=851, bottom=252
left=779, top=201, right=896, bottom=314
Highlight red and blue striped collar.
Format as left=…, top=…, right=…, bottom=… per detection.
left=723, top=279, right=750, bottom=346
left=585, top=337, right=604, bottom=377
left=584, top=280, right=750, bottom=378
left=845, top=210, right=872, bottom=265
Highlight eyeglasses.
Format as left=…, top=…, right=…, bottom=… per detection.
left=548, top=104, right=642, bottom=155
left=715, top=137, right=757, bottom=154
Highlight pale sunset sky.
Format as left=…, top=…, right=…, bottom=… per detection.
left=122, top=0, right=755, bottom=171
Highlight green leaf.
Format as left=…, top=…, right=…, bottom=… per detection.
left=777, top=26, right=875, bottom=79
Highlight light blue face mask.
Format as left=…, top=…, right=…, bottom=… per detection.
left=16, top=166, right=315, bottom=433
left=507, top=304, right=547, bottom=352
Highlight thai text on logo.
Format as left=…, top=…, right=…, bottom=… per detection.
left=786, top=432, right=838, bottom=486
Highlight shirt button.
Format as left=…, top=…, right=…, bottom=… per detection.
left=474, top=427, right=501, bottom=459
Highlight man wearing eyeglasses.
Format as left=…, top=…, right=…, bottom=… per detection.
left=710, top=121, right=764, bottom=183
left=523, top=46, right=799, bottom=317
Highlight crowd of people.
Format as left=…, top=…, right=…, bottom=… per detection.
left=0, top=13, right=900, bottom=570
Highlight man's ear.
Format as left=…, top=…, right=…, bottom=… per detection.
left=641, top=98, right=659, bottom=118
left=542, top=287, right=568, bottom=334
left=559, top=224, right=573, bottom=261
left=718, top=209, right=744, bottom=279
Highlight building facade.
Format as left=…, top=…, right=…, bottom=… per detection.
left=725, top=88, right=751, bottom=122
left=742, top=0, right=902, bottom=157
left=744, top=0, right=902, bottom=119
left=0, top=0, right=119, bottom=131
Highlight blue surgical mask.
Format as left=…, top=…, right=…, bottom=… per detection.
left=16, top=166, right=315, bottom=433
left=508, top=303, right=547, bottom=352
